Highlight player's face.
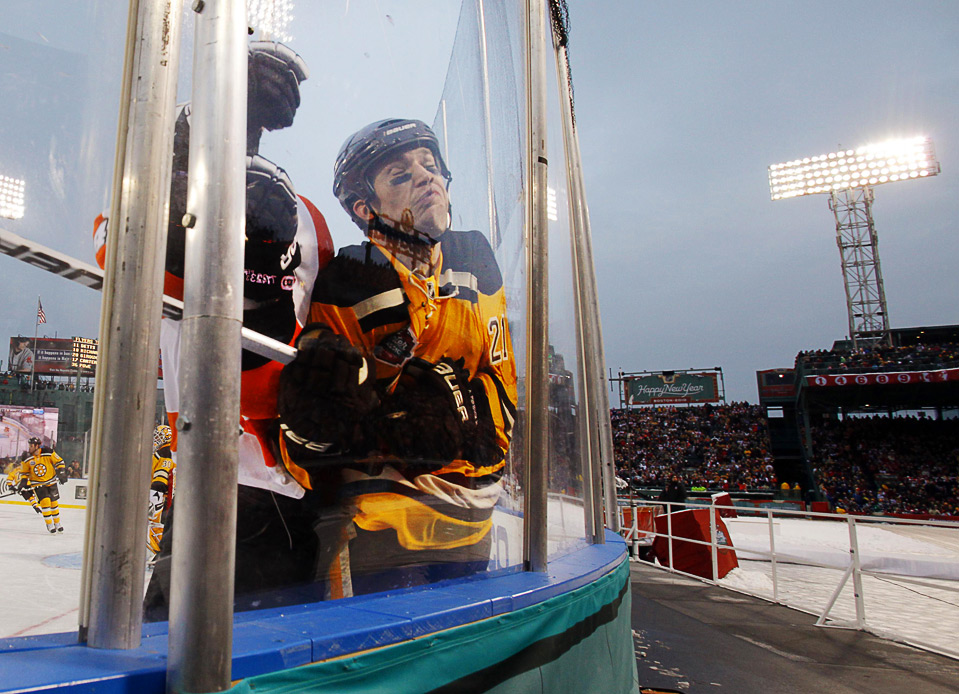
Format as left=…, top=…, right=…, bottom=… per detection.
left=361, top=147, right=449, bottom=239
left=28, top=442, right=38, bottom=455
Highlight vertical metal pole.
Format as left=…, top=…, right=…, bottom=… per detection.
left=440, top=99, right=450, bottom=170
left=476, top=0, right=501, bottom=248
left=30, top=297, right=39, bottom=392
left=550, top=27, right=600, bottom=544
left=767, top=509, right=778, bottom=602
left=523, top=0, right=550, bottom=573
left=548, top=5, right=616, bottom=537
left=166, top=1, right=246, bottom=691
left=709, top=501, right=719, bottom=583
left=666, top=507, right=674, bottom=571
left=85, top=0, right=183, bottom=649
left=547, top=43, right=617, bottom=533
left=848, top=517, right=867, bottom=629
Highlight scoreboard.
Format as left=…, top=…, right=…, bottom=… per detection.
left=71, top=336, right=98, bottom=373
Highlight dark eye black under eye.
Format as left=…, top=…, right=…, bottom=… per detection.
left=389, top=173, right=412, bottom=186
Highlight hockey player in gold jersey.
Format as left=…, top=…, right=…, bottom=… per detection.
left=147, top=425, right=175, bottom=562
left=17, top=436, right=67, bottom=533
left=275, top=118, right=518, bottom=596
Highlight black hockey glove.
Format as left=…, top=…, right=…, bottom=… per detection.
left=246, top=154, right=298, bottom=247
left=244, top=154, right=299, bottom=292
left=277, top=325, right=379, bottom=462
left=248, top=41, right=309, bottom=137
left=376, top=358, right=500, bottom=466
left=242, top=155, right=301, bottom=364
left=57, top=469, right=68, bottom=485
left=15, top=478, right=27, bottom=493
left=244, top=154, right=300, bottom=299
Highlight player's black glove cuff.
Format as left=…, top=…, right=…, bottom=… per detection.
left=375, top=358, right=500, bottom=466
left=277, top=325, right=379, bottom=463
left=57, top=470, right=68, bottom=485
left=248, top=41, right=309, bottom=136
left=15, top=479, right=27, bottom=492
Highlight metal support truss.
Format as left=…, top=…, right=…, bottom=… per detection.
left=829, top=187, right=890, bottom=348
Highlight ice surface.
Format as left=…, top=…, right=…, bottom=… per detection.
left=2, top=500, right=956, bottom=660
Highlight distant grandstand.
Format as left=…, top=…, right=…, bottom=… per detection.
left=613, top=324, right=959, bottom=519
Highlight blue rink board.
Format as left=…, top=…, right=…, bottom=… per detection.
left=0, top=533, right=628, bottom=693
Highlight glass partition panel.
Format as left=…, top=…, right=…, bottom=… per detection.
left=142, top=0, right=530, bottom=621
left=543, top=29, right=590, bottom=558
left=0, top=3, right=128, bottom=638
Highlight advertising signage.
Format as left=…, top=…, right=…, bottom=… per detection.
left=806, top=369, right=959, bottom=387
left=626, top=372, right=720, bottom=405
left=8, top=336, right=97, bottom=376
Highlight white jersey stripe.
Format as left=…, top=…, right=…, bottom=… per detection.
left=352, top=288, right=406, bottom=320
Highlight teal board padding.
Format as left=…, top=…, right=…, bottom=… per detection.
left=225, top=558, right=636, bottom=694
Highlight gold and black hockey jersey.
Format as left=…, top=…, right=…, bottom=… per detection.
left=151, top=446, right=176, bottom=496
left=279, top=228, right=517, bottom=553
left=20, top=447, right=65, bottom=485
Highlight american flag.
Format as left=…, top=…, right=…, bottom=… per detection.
left=37, top=300, right=46, bottom=325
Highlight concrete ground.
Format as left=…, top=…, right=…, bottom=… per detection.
left=629, top=560, right=959, bottom=693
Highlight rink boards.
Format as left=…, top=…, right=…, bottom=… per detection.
left=0, top=521, right=637, bottom=694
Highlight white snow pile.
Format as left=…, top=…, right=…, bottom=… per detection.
left=723, top=516, right=959, bottom=580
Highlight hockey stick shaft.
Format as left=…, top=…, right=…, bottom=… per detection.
left=0, top=226, right=296, bottom=365
left=0, top=482, right=57, bottom=499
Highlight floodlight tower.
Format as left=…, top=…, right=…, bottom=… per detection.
left=769, top=137, right=940, bottom=348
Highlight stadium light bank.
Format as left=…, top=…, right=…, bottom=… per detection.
left=768, top=136, right=941, bottom=348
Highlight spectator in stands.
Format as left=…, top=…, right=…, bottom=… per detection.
left=796, top=341, right=959, bottom=375
left=809, top=415, right=958, bottom=517
left=658, top=475, right=687, bottom=505
left=611, top=402, right=777, bottom=494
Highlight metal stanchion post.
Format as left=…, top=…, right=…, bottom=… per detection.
left=666, top=503, right=674, bottom=571
left=848, top=517, right=867, bottom=630
left=709, top=500, right=719, bottom=583
left=767, top=509, right=778, bottom=602
left=523, top=0, right=550, bottom=573
left=85, top=0, right=183, bottom=649
left=165, top=0, right=246, bottom=691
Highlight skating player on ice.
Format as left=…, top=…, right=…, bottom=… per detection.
left=17, top=437, right=67, bottom=533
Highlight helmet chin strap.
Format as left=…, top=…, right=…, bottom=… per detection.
left=366, top=210, right=439, bottom=272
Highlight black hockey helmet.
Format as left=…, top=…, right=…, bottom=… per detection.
left=333, top=118, right=451, bottom=230
left=27, top=436, right=41, bottom=446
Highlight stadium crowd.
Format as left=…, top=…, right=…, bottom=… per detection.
left=796, top=342, right=959, bottom=374
left=611, top=403, right=777, bottom=492
left=810, top=414, right=959, bottom=517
